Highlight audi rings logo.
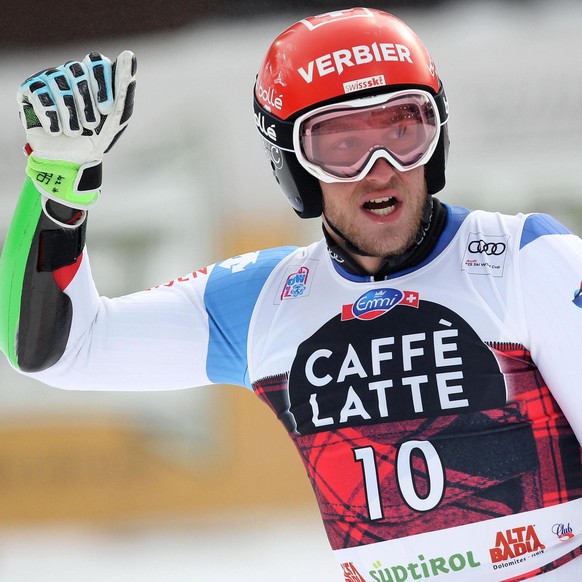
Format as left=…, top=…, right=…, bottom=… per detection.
left=462, top=232, right=509, bottom=278
left=468, top=240, right=506, bottom=256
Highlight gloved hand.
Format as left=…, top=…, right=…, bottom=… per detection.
left=16, top=50, right=137, bottom=212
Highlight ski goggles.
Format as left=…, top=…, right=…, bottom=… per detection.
left=293, top=90, right=443, bottom=183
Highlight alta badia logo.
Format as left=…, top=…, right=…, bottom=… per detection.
left=489, top=525, right=545, bottom=568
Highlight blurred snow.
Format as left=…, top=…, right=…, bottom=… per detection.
left=0, top=511, right=339, bottom=581
left=0, top=2, right=581, bottom=580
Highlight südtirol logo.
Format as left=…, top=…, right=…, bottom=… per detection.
left=368, top=550, right=481, bottom=581
left=489, top=525, right=545, bottom=569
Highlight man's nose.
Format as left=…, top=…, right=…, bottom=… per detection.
left=365, top=156, right=397, bottom=182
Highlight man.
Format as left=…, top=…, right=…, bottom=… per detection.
left=1, top=7, right=581, bottom=581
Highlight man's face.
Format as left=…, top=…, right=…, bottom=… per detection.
left=321, top=159, right=429, bottom=261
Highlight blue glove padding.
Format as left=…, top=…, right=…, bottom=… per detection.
left=17, top=50, right=136, bottom=165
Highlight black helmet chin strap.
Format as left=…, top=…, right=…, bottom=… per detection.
left=323, top=196, right=447, bottom=280
left=324, top=216, right=373, bottom=258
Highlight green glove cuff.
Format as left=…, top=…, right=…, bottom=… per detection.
left=25, top=156, right=101, bottom=209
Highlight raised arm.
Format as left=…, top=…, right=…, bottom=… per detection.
left=0, top=51, right=136, bottom=373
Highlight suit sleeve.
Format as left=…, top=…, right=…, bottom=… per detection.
left=518, top=213, right=582, bottom=441
left=1, top=182, right=296, bottom=391
left=0, top=177, right=87, bottom=372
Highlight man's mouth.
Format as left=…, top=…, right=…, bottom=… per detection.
left=363, top=196, right=398, bottom=216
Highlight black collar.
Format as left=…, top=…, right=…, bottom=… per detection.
left=324, top=197, right=447, bottom=281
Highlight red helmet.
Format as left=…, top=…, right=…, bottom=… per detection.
left=254, top=8, right=449, bottom=218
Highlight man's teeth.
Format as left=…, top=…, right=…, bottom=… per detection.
left=364, top=197, right=397, bottom=215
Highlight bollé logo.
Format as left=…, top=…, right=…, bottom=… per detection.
left=489, top=525, right=545, bottom=563
left=256, top=84, right=283, bottom=111
left=254, top=111, right=277, bottom=142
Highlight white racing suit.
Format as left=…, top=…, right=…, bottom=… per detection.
left=2, top=193, right=582, bottom=581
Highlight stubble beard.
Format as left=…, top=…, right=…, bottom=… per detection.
left=323, top=183, right=429, bottom=259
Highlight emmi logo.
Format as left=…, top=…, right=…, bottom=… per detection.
left=489, top=525, right=546, bottom=563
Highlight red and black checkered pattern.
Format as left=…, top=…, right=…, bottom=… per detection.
left=253, top=342, right=582, bottom=553
left=503, top=545, right=582, bottom=580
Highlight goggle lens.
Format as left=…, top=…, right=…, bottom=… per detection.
left=296, top=91, right=441, bottom=181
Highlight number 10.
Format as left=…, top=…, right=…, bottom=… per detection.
left=353, top=440, right=445, bottom=521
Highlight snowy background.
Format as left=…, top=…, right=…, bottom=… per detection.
left=0, top=1, right=581, bottom=580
